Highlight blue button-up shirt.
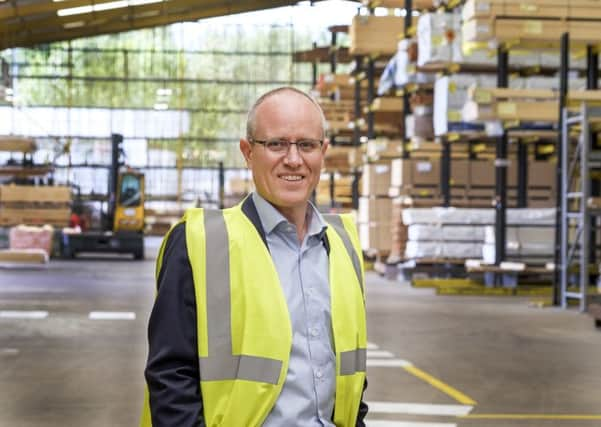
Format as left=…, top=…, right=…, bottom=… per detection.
left=252, top=192, right=335, bottom=427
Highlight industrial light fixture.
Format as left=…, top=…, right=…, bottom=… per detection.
left=57, top=0, right=163, bottom=17
left=156, top=88, right=172, bottom=96
left=63, top=21, right=86, bottom=29
left=153, top=103, right=168, bottom=110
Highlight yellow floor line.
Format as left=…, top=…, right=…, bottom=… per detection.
left=403, top=365, right=477, bottom=406
left=461, top=414, right=601, bottom=420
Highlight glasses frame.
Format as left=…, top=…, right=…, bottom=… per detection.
left=250, top=138, right=324, bottom=154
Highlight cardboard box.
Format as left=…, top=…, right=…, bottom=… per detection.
left=528, top=161, right=556, bottom=188
left=390, top=158, right=441, bottom=187
left=451, top=160, right=469, bottom=186
left=362, top=163, right=392, bottom=196
left=350, top=16, right=406, bottom=56
left=359, top=222, right=392, bottom=252
left=469, top=160, right=495, bottom=187
left=358, top=197, right=392, bottom=224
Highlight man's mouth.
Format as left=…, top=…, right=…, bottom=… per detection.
left=280, top=175, right=304, bottom=182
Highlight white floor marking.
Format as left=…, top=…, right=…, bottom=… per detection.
left=367, top=342, right=379, bottom=350
left=367, top=350, right=395, bottom=358
left=0, top=348, right=19, bottom=356
left=0, top=310, right=48, bottom=319
left=89, top=311, right=136, bottom=320
left=367, top=420, right=456, bottom=427
left=367, top=358, right=412, bottom=368
left=368, top=402, right=473, bottom=416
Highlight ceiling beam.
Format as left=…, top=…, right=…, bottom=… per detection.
left=1, top=0, right=303, bottom=49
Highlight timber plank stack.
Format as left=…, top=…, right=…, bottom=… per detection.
left=0, top=185, right=71, bottom=227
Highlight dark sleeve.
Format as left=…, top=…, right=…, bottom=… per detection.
left=144, top=223, right=205, bottom=427
left=356, top=378, right=369, bottom=427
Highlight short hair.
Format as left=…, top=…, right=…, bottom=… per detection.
left=246, top=86, right=327, bottom=140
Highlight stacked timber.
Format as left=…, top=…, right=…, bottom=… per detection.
left=0, top=185, right=71, bottom=227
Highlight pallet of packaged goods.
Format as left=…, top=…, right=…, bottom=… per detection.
left=0, top=185, right=71, bottom=227
left=0, top=136, right=36, bottom=153
left=350, top=15, right=417, bottom=56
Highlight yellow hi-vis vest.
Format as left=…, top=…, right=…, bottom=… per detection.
left=141, top=200, right=367, bottom=427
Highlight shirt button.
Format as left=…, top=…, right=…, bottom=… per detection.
left=310, top=327, right=319, bottom=337
left=315, top=369, right=323, bottom=379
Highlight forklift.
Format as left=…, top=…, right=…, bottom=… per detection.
left=62, top=133, right=145, bottom=259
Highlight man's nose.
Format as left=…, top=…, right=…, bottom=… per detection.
left=283, top=143, right=302, bottom=165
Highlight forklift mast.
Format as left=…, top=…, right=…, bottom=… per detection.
left=107, top=133, right=123, bottom=230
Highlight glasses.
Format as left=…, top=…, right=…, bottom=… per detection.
left=251, top=138, right=323, bottom=154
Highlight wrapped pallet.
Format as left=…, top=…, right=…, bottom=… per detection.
left=9, top=224, right=54, bottom=257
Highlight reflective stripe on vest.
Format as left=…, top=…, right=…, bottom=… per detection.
left=340, top=348, right=367, bottom=376
left=201, top=209, right=282, bottom=384
left=323, top=213, right=364, bottom=295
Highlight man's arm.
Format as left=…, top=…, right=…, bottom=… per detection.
left=356, top=378, right=369, bottom=427
left=144, top=223, right=205, bottom=427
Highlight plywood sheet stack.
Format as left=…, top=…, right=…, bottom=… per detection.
left=401, top=207, right=555, bottom=261
left=0, top=185, right=71, bottom=227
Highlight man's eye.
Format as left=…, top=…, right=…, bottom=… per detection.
left=299, top=141, right=315, bottom=150
left=267, top=141, right=285, bottom=150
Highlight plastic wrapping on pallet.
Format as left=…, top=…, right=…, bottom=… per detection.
left=405, top=241, right=483, bottom=258
left=402, top=207, right=493, bottom=225
left=506, top=208, right=556, bottom=225
left=484, top=225, right=555, bottom=245
left=408, top=224, right=486, bottom=241
left=482, top=243, right=554, bottom=264
left=402, top=207, right=556, bottom=226
left=9, top=224, right=54, bottom=256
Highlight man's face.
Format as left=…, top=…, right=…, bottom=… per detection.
left=240, top=92, right=328, bottom=214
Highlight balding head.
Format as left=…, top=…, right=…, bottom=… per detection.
left=246, top=87, right=326, bottom=141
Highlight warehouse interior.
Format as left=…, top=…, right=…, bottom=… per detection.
left=1, top=0, right=601, bottom=426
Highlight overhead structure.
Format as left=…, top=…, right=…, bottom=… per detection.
left=0, top=0, right=301, bottom=50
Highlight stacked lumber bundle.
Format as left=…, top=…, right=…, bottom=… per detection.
left=0, top=185, right=71, bottom=227
left=0, top=136, right=36, bottom=153
left=462, top=0, right=601, bottom=46
left=145, top=208, right=184, bottom=236
left=316, top=174, right=356, bottom=209
left=463, top=86, right=601, bottom=123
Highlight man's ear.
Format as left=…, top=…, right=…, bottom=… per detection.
left=239, top=138, right=252, bottom=167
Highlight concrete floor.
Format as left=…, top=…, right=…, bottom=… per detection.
left=1, top=238, right=600, bottom=427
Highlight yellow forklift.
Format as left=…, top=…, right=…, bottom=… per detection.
left=62, top=134, right=145, bottom=259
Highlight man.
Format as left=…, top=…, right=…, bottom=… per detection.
left=142, top=87, right=368, bottom=426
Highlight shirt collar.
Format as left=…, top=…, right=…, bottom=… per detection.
left=251, top=192, right=327, bottom=238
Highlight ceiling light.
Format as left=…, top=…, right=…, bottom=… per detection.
left=156, top=88, right=172, bottom=96
left=153, top=103, right=168, bottom=110
left=57, top=0, right=163, bottom=17
left=64, top=21, right=86, bottom=29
